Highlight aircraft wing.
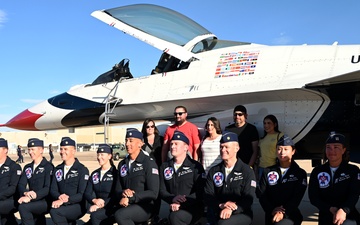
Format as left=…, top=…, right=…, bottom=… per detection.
left=306, top=69, right=360, bottom=87
left=91, top=4, right=216, bottom=62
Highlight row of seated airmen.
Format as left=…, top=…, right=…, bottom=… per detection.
left=0, top=127, right=359, bottom=225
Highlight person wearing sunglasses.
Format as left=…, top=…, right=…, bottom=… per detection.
left=225, top=105, right=259, bottom=168
left=162, top=106, right=201, bottom=163
left=141, top=118, right=164, bottom=223
left=141, top=119, right=164, bottom=167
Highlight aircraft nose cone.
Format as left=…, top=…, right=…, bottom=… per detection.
left=3, top=109, right=43, bottom=130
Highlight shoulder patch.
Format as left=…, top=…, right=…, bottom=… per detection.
left=251, top=180, right=256, bottom=188
left=152, top=168, right=158, bottom=175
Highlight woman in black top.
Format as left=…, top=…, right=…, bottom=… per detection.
left=141, top=118, right=164, bottom=166
left=141, top=119, right=163, bottom=222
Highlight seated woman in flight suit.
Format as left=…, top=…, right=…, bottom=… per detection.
left=256, top=135, right=307, bottom=225
left=309, top=132, right=360, bottom=225
left=84, top=144, right=117, bottom=225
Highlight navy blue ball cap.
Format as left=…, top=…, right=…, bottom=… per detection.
left=220, top=131, right=238, bottom=143
left=27, top=138, right=44, bottom=147
left=97, top=144, right=112, bottom=154
left=171, top=131, right=189, bottom=145
left=126, top=128, right=143, bottom=140
left=60, top=137, right=76, bottom=147
left=277, top=134, right=294, bottom=146
left=326, top=131, right=346, bottom=145
left=0, top=138, right=8, bottom=148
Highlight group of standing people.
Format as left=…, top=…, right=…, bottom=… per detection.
left=0, top=104, right=359, bottom=225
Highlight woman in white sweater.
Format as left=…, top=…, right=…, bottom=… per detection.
left=200, top=117, right=223, bottom=175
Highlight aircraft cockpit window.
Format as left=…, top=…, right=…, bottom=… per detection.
left=105, top=4, right=211, bottom=46
left=191, top=37, right=217, bottom=53
left=191, top=38, right=250, bottom=53
left=91, top=70, right=116, bottom=86
left=151, top=53, right=189, bottom=74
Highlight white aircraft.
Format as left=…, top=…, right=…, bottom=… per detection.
left=2, top=4, right=360, bottom=162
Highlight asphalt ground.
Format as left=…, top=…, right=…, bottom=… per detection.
left=11, top=151, right=360, bottom=225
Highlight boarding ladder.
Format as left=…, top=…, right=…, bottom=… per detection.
left=102, top=77, right=125, bottom=143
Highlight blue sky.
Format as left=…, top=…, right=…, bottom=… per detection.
left=1, top=0, right=360, bottom=131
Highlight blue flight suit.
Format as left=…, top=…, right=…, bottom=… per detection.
left=114, top=150, right=159, bottom=225
left=159, top=155, right=205, bottom=225
left=0, top=156, right=22, bottom=225
left=309, top=161, right=360, bottom=225
left=256, top=161, right=307, bottom=225
left=204, top=159, right=256, bottom=225
left=50, top=158, right=89, bottom=225
left=84, top=165, right=118, bottom=225
left=18, top=157, right=54, bottom=225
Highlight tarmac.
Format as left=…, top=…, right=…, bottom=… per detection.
left=11, top=151, right=360, bottom=225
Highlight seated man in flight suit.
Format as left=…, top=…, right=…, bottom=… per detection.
left=18, top=138, right=54, bottom=225
left=50, top=137, right=89, bottom=225
left=114, top=128, right=160, bottom=225
left=204, top=132, right=256, bottom=225
left=159, top=131, right=206, bottom=225
left=0, top=138, right=22, bottom=225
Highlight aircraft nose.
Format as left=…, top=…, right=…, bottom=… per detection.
left=3, top=109, right=43, bottom=131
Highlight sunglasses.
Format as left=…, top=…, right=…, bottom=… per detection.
left=206, top=124, right=214, bottom=127
left=233, top=113, right=244, bottom=117
left=173, top=112, right=186, bottom=116
left=146, top=125, right=155, bottom=128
